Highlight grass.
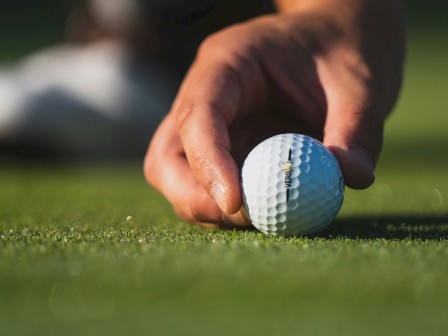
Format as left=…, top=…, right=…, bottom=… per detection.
left=1, top=30, right=448, bottom=336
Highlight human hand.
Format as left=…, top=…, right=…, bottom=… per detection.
left=144, top=2, right=405, bottom=227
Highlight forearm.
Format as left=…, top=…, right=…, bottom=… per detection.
left=275, top=0, right=405, bottom=17
left=274, top=0, right=406, bottom=47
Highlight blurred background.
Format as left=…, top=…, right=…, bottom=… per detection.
left=0, top=0, right=273, bottom=161
left=0, top=0, right=447, bottom=164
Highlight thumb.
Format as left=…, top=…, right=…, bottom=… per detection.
left=324, top=101, right=384, bottom=189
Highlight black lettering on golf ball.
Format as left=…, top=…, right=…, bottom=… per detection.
left=282, top=148, right=294, bottom=203
left=284, top=170, right=292, bottom=188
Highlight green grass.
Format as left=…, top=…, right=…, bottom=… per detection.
left=1, top=31, right=448, bottom=335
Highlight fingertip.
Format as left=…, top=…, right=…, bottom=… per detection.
left=328, top=145, right=375, bottom=189
left=209, top=179, right=242, bottom=215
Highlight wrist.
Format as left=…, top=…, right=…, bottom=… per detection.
left=274, top=0, right=405, bottom=54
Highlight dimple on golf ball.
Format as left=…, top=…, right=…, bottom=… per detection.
left=241, top=133, right=344, bottom=236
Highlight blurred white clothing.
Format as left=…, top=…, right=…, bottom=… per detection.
left=0, top=40, right=179, bottom=159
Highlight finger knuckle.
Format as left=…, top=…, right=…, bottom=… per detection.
left=143, top=151, right=158, bottom=187
left=198, top=33, right=223, bottom=57
left=174, top=100, right=196, bottom=134
left=197, top=26, right=256, bottom=66
left=198, top=26, right=241, bottom=56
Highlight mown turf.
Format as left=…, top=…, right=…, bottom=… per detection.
left=1, top=31, right=448, bottom=336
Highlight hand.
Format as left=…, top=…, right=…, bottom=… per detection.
left=144, top=3, right=405, bottom=227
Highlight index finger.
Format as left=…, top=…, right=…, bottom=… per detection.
left=172, top=49, right=248, bottom=215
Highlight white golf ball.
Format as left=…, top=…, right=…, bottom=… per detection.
left=241, top=133, right=345, bottom=236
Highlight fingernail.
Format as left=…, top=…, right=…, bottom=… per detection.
left=210, top=182, right=227, bottom=213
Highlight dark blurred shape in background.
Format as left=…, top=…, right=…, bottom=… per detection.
left=0, top=0, right=275, bottom=162
left=0, top=1, right=446, bottom=162
left=0, top=0, right=168, bottom=161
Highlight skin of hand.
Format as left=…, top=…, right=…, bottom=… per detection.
left=144, top=0, right=406, bottom=227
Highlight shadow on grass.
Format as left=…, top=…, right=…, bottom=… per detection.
left=317, top=215, right=448, bottom=240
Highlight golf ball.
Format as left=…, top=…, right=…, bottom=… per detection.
left=241, top=133, right=344, bottom=236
